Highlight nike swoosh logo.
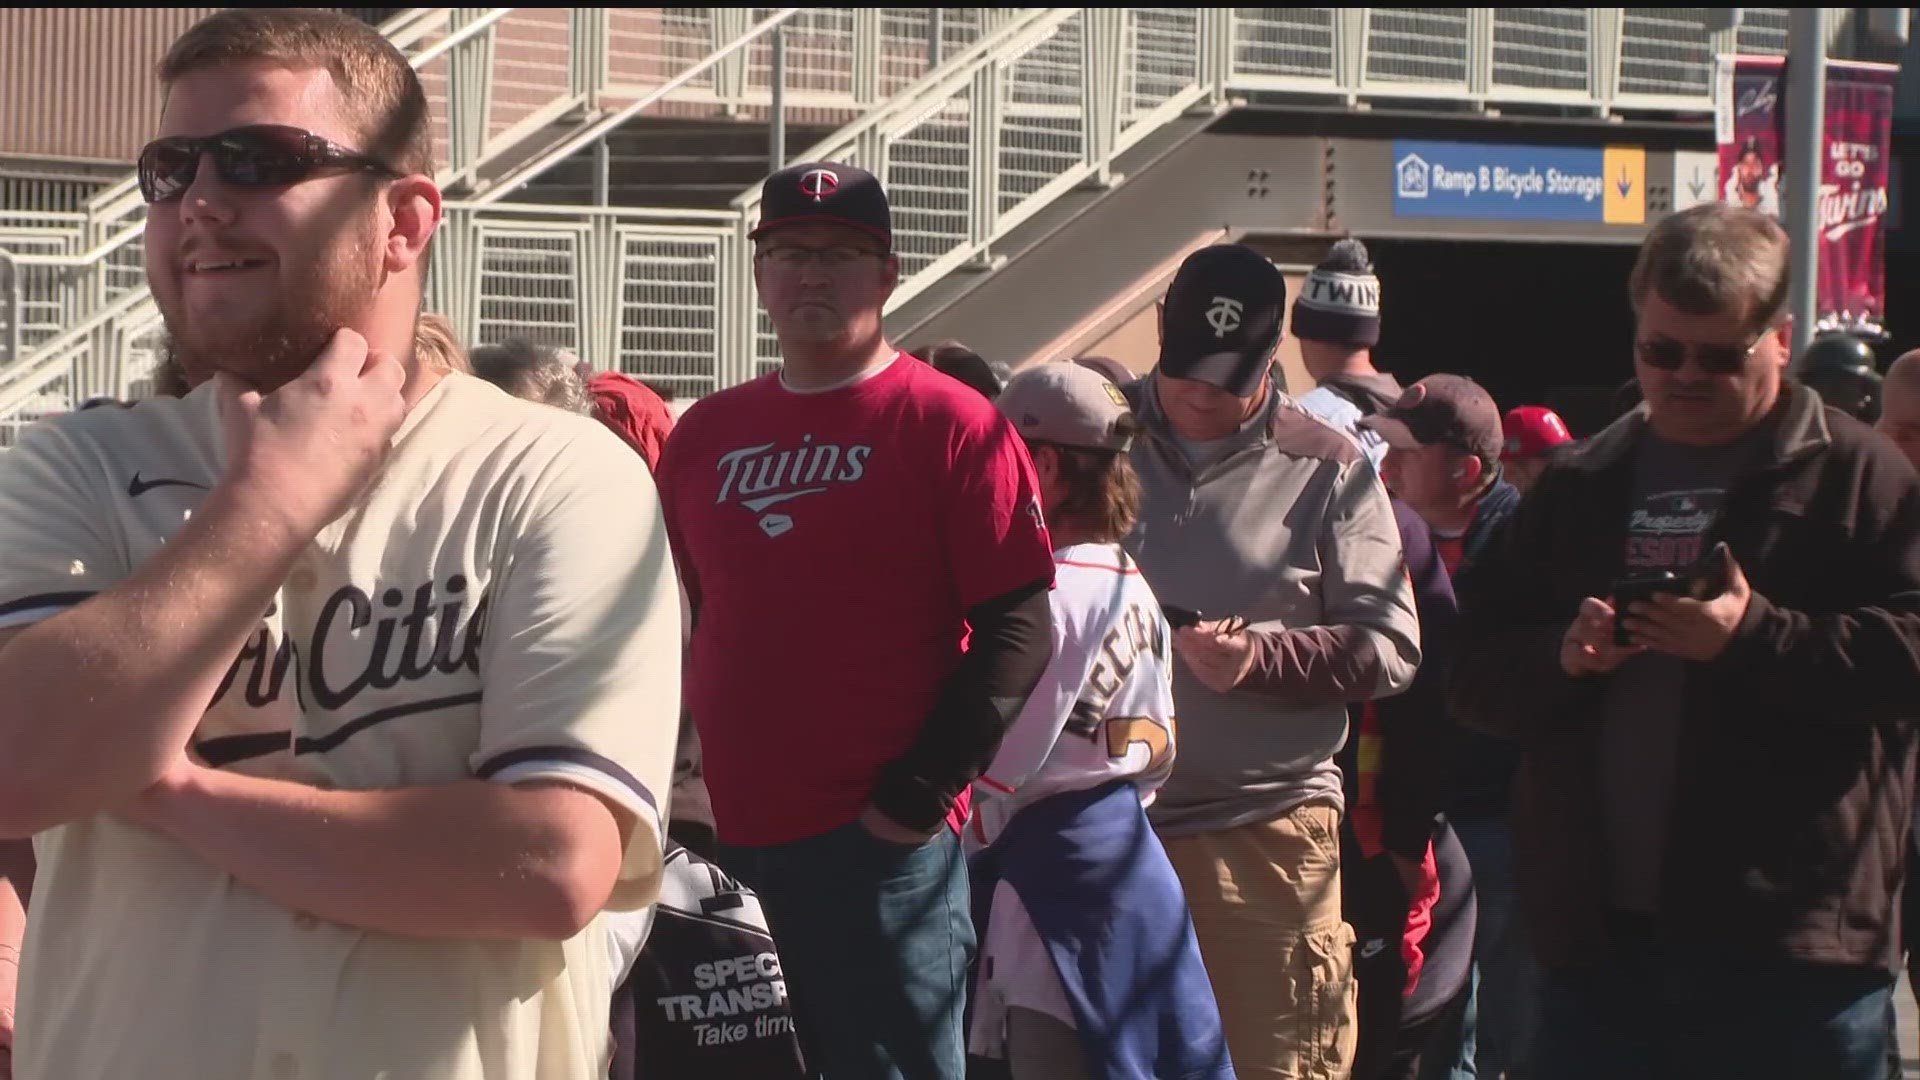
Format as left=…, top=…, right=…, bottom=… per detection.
left=1358, top=939, right=1388, bottom=960
left=741, top=487, right=828, bottom=513
left=128, top=474, right=209, bottom=498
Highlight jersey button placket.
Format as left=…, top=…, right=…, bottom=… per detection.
left=259, top=911, right=347, bottom=1079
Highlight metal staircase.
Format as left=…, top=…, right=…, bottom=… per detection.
left=0, top=7, right=1799, bottom=440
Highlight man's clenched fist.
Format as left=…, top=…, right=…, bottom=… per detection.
left=217, top=328, right=406, bottom=541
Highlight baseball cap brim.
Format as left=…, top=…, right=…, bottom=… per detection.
left=1356, top=415, right=1424, bottom=450
left=748, top=214, right=892, bottom=247
left=1165, top=350, right=1267, bottom=398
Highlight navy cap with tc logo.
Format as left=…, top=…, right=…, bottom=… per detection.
left=1157, top=244, right=1287, bottom=398
left=750, top=161, right=892, bottom=250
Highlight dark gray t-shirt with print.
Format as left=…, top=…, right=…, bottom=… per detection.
left=1602, top=425, right=1767, bottom=913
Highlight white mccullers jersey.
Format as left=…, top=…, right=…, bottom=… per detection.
left=0, top=372, right=681, bottom=1080
left=966, top=542, right=1176, bottom=851
left=964, top=542, right=1177, bottom=1052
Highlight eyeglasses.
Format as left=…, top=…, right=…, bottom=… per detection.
left=138, top=124, right=402, bottom=204
left=754, top=245, right=885, bottom=271
left=1634, top=328, right=1769, bottom=375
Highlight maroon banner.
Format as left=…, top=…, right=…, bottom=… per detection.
left=1716, top=56, right=1896, bottom=337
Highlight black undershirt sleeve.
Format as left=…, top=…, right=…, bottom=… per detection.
left=869, top=579, right=1054, bottom=832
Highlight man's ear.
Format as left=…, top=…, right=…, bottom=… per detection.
left=1155, top=299, right=1166, bottom=346
left=1456, top=452, right=1485, bottom=488
left=384, top=176, right=442, bottom=275
left=1772, top=318, right=1794, bottom=369
left=1029, top=442, right=1058, bottom=486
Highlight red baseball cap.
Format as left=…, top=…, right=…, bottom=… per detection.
left=1501, top=406, right=1572, bottom=461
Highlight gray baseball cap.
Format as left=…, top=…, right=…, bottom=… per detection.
left=996, top=362, right=1137, bottom=452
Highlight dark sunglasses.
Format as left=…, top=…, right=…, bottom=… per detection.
left=138, top=124, right=402, bottom=204
left=1634, top=328, right=1769, bottom=375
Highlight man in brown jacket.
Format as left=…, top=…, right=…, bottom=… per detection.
left=1451, top=203, right=1920, bottom=1080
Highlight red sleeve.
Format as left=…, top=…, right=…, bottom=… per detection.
left=941, top=411, right=1056, bottom=607
left=654, top=428, right=701, bottom=617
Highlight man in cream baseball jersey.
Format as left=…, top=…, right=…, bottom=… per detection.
left=0, top=11, right=680, bottom=1080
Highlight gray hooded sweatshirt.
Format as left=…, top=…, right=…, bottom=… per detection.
left=1124, top=376, right=1422, bottom=837
left=1296, top=372, right=1407, bottom=466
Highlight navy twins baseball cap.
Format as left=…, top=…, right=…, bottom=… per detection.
left=750, top=161, right=892, bottom=250
left=1157, top=244, right=1287, bottom=398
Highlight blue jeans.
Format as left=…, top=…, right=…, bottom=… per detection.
left=1535, top=920, right=1893, bottom=1080
left=719, top=821, right=974, bottom=1080
left=1422, top=813, right=1540, bottom=1080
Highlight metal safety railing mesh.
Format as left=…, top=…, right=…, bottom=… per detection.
left=0, top=6, right=1806, bottom=423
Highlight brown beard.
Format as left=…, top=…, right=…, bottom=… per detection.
left=162, top=219, right=382, bottom=393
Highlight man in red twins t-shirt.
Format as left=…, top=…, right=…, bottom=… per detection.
left=654, top=161, right=1056, bottom=1080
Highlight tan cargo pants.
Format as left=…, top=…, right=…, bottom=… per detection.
left=1163, top=801, right=1357, bottom=1080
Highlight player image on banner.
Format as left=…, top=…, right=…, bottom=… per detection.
left=1725, top=136, right=1781, bottom=217
left=1716, top=54, right=1897, bottom=337
left=1716, top=57, right=1785, bottom=221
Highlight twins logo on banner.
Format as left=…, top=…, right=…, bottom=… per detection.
left=1716, top=55, right=1897, bottom=337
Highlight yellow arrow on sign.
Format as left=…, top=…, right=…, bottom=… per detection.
left=1603, top=146, right=1647, bottom=224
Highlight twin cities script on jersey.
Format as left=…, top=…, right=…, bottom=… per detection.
left=214, top=573, right=490, bottom=715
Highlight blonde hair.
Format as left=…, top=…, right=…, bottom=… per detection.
left=1629, top=203, right=1790, bottom=335
left=159, top=9, right=434, bottom=178
left=415, top=312, right=468, bottom=374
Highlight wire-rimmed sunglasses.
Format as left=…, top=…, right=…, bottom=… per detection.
left=138, top=124, right=402, bottom=204
left=753, top=245, right=887, bottom=271
left=1633, top=326, right=1770, bottom=376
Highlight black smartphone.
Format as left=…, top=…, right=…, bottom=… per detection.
left=1610, top=571, right=1687, bottom=644
left=1609, top=546, right=1730, bottom=646
left=1161, top=603, right=1205, bottom=630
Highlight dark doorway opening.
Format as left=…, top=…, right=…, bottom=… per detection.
left=1364, top=238, right=1641, bottom=436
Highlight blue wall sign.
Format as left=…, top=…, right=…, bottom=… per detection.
left=1391, top=140, right=1644, bottom=223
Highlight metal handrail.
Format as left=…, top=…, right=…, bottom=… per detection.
left=442, top=200, right=738, bottom=222
left=0, top=250, right=19, bottom=369
left=469, top=7, right=804, bottom=205
left=83, top=175, right=141, bottom=220
left=0, top=211, right=89, bottom=225
left=379, top=7, right=453, bottom=52
left=405, top=8, right=514, bottom=69
left=3, top=223, right=146, bottom=268
left=0, top=289, right=156, bottom=418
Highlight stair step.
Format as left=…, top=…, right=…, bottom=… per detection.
left=528, top=159, right=769, bottom=184
left=515, top=183, right=749, bottom=210
left=590, top=153, right=790, bottom=166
